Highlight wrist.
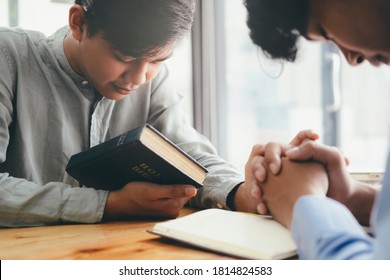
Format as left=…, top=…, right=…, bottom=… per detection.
left=226, top=183, right=241, bottom=210
left=103, top=191, right=121, bottom=220
left=233, top=182, right=257, bottom=213
left=345, top=180, right=377, bottom=226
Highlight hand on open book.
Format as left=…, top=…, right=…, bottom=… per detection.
left=261, top=158, right=328, bottom=228
left=103, top=182, right=197, bottom=220
left=244, top=130, right=320, bottom=214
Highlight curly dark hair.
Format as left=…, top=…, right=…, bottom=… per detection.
left=244, top=0, right=309, bottom=62
left=74, top=0, right=195, bottom=57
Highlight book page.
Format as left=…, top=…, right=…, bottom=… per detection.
left=149, top=209, right=297, bottom=260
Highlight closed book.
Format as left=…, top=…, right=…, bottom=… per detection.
left=66, top=124, right=208, bottom=190
left=148, top=209, right=297, bottom=260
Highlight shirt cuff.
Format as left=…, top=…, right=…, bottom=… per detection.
left=60, top=187, right=109, bottom=224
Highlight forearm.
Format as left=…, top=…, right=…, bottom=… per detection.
left=345, top=180, right=378, bottom=226
left=0, top=173, right=107, bottom=227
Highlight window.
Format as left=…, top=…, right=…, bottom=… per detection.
left=11, top=0, right=71, bottom=34
left=201, top=0, right=390, bottom=173
left=166, top=35, right=194, bottom=125
left=222, top=1, right=323, bottom=172
left=1, top=0, right=9, bottom=26
left=5, top=0, right=389, bottom=173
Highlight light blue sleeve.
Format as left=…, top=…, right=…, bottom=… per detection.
left=371, top=154, right=390, bottom=259
left=291, top=195, right=373, bottom=259
left=372, top=185, right=390, bottom=259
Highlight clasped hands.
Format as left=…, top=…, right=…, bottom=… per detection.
left=235, top=130, right=353, bottom=228
left=103, top=129, right=360, bottom=225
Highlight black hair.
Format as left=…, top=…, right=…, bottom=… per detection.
left=74, top=0, right=195, bottom=58
left=244, top=0, right=309, bottom=62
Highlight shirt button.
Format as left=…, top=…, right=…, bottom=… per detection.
left=216, top=202, right=223, bottom=209
left=82, top=80, right=89, bottom=85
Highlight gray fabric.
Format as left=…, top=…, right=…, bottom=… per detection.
left=0, top=26, right=244, bottom=227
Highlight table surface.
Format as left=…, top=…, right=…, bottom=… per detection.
left=0, top=208, right=234, bottom=260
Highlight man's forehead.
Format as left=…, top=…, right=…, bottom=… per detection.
left=115, top=43, right=175, bottom=60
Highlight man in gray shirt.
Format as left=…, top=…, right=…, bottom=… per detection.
left=0, top=0, right=265, bottom=227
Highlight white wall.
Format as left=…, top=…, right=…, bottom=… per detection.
left=18, top=0, right=71, bottom=35
left=0, top=0, right=9, bottom=26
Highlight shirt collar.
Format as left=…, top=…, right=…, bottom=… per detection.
left=49, top=26, right=97, bottom=101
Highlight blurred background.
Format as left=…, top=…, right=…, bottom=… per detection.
left=2, top=0, right=389, bottom=173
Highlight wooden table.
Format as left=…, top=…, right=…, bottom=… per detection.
left=0, top=208, right=234, bottom=260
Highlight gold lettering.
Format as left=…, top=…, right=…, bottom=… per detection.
left=131, top=163, right=162, bottom=179
left=117, top=132, right=128, bottom=146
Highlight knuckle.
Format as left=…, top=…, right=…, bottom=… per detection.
left=251, top=155, right=263, bottom=166
left=171, top=185, right=189, bottom=197
left=253, top=143, right=263, bottom=150
left=247, top=154, right=263, bottom=170
left=305, top=140, right=317, bottom=149
left=297, top=130, right=306, bottom=137
left=304, top=129, right=313, bottom=136
left=331, top=146, right=345, bottom=161
left=251, top=144, right=263, bottom=155
left=174, top=187, right=186, bottom=197
left=266, top=141, right=278, bottom=148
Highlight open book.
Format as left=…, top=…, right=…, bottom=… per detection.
left=148, top=208, right=297, bottom=260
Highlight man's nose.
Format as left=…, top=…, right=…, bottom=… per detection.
left=122, top=61, right=148, bottom=86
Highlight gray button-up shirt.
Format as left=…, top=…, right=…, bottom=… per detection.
left=0, top=26, right=244, bottom=227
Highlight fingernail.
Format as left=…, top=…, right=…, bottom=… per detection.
left=269, top=163, right=278, bottom=174
left=255, top=170, right=264, bottom=181
left=185, top=187, right=197, bottom=196
left=251, top=186, right=260, bottom=199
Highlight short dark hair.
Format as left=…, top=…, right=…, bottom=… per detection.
left=74, top=0, right=195, bottom=57
left=244, top=0, right=309, bottom=62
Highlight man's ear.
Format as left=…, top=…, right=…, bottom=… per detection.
left=68, top=4, right=86, bottom=42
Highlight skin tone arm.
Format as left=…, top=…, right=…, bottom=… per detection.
left=233, top=130, right=319, bottom=213
left=256, top=138, right=378, bottom=226
left=103, top=182, right=197, bottom=220
left=261, top=157, right=329, bottom=229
